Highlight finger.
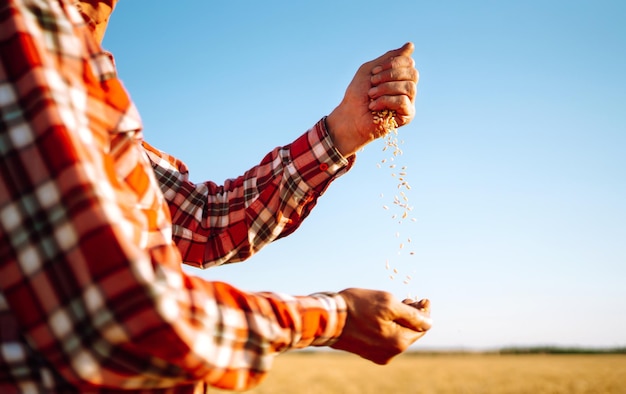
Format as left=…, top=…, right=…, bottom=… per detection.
left=372, top=56, right=416, bottom=78
left=368, top=81, right=417, bottom=101
left=371, top=66, right=418, bottom=87
left=404, top=298, right=431, bottom=312
left=368, top=95, right=415, bottom=124
left=393, top=302, right=433, bottom=332
left=410, top=300, right=431, bottom=320
left=414, top=298, right=431, bottom=311
left=397, top=42, right=415, bottom=57
left=372, top=42, right=415, bottom=69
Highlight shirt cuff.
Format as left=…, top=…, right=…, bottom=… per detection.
left=294, top=292, right=347, bottom=348
left=289, top=118, right=356, bottom=195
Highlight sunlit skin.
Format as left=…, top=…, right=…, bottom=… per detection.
left=332, top=291, right=431, bottom=365
left=75, top=0, right=431, bottom=366
left=326, top=42, right=419, bottom=157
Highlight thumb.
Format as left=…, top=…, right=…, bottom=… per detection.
left=394, top=302, right=433, bottom=332
left=394, top=42, right=415, bottom=57
left=375, top=42, right=414, bottom=64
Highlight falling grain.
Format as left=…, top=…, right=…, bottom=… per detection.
left=373, top=107, right=420, bottom=294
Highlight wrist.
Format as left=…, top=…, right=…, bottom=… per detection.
left=325, top=109, right=367, bottom=158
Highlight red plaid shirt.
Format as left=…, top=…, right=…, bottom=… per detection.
left=0, top=1, right=353, bottom=392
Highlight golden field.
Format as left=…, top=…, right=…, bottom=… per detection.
left=213, top=351, right=626, bottom=394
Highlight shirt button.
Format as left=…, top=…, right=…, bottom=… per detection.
left=319, top=163, right=329, bottom=171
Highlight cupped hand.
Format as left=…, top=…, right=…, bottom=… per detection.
left=331, top=288, right=432, bottom=365
left=326, top=42, right=419, bottom=157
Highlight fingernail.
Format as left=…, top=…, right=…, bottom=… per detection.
left=368, top=87, right=378, bottom=97
left=417, top=299, right=430, bottom=310
left=372, top=65, right=382, bottom=74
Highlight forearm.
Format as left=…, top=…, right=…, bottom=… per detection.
left=144, top=119, right=355, bottom=268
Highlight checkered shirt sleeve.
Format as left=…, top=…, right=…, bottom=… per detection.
left=143, top=118, right=354, bottom=268
left=0, top=1, right=349, bottom=392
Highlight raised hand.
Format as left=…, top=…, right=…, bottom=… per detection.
left=326, top=43, right=419, bottom=157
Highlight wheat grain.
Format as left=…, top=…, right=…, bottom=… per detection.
left=373, top=109, right=419, bottom=296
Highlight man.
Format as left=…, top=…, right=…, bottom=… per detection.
left=0, top=0, right=432, bottom=392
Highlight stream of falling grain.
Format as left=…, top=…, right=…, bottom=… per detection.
left=373, top=110, right=418, bottom=297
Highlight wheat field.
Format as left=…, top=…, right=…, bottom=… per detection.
left=212, top=351, right=626, bottom=394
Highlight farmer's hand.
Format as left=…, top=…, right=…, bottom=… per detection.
left=331, top=288, right=431, bottom=365
left=326, top=42, right=418, bottom=157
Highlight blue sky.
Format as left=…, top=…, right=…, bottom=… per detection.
left=104, top=1, right=625, bottom=350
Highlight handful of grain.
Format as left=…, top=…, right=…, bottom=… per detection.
left=373, top=109, right=402, bottom=158
left=372, top=109, right=399, bottom=137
